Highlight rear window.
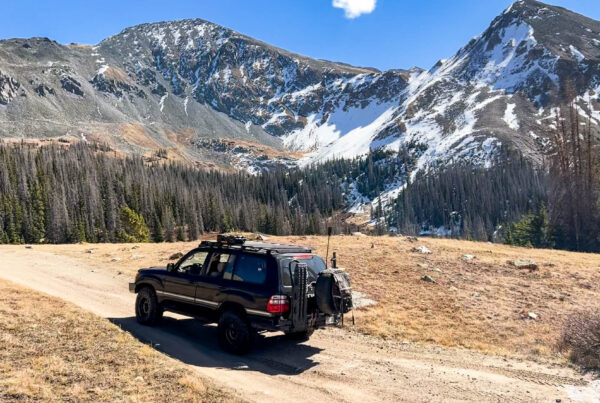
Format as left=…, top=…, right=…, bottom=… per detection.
left=280, top=255, right=326, bottom=286
left=231, top=254, right=268, bottom=284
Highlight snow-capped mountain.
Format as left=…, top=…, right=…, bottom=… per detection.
left=0, top=0, right=598, bottom=176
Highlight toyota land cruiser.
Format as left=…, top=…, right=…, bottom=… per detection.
left=129, top=235, right=353, bottom=354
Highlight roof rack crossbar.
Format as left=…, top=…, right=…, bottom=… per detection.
left=198, top=239, right=311, bottom=254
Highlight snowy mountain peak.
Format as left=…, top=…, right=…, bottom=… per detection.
left=0, top=1, right=598, bottom=181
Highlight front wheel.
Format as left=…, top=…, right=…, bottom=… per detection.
left=135, top=287, right=163, bottom=325
left=218, top=311, right=253, bottom=354
left=285, top=327, right=315, bottom=341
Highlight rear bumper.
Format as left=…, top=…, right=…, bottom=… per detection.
left=250, top=313, right=340, bottom=332
left=129, top=283, right=136, bottom=293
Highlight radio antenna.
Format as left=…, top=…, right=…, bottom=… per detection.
left=325, top=227, right=332, bottom=269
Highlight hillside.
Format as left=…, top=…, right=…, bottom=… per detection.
left=0, top=0, right=599, bottom=181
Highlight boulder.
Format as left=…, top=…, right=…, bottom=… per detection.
left=520, top=310, right=539, bottom=320
left=508, top=259, right=538, bottom=271
left=0, top=72, right=19, bottom=105
left=60, top=76, right=84, bottom=96
left=421, top=275, right=436, bottom=283
left=412, top=246, right=432, bottom=254
left=351, top=291, right=377, bottom=308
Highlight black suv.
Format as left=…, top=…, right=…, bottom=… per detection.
left=129, top=236, right=353, bottom=354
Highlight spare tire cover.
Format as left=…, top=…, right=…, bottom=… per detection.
left=315, top=271, right=336, bottom=315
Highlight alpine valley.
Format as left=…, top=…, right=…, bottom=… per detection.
left=1, top=0, right=599, bottom=211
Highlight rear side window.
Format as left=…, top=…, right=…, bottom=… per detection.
left=280, top=255, right=326, bottom=286
left=231, top=254, right=268, bottom=284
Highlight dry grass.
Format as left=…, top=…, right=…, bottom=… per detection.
left=558, top=310, right=600, bottom=369
left=0, top=279, right=237, bottom=402
left=101, top=66, right=134, bottom=85
left=19, top=235, right=600, bottom=358
left=119, top=124, right=160, bottom=149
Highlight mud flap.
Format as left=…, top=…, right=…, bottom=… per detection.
left=291, top=262, right=308, bottom=332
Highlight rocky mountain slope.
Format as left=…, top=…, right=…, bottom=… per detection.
left=0, top=0, right=599, bottom=176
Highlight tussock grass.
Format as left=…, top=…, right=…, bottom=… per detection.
left=558, top=310, right=600, bottom=369
left=0, top=279, right=236, bottom=402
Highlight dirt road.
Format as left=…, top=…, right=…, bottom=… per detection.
left=0, top=247, right=597, bottom=402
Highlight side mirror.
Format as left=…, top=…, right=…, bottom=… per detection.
left=166, top=263, right=175, bottom=272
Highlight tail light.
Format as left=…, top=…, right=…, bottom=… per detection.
left=267, top=295, right=290, bottom=314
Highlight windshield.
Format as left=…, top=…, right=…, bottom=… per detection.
left=280, top=255, right=326, bottom=286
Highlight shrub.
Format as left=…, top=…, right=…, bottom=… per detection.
left=558, top=310, right=600, bottom=369
left=117, top=206, right=150, bottom=243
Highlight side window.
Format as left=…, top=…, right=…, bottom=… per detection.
left=231, top=254, right=268, bottom=284
left=280, top=259, right=293, bottom=287
left=222, top=254, right=237, bottom=280
left=178, top=251, right=208, bottom=274
left=205, top=253, right=235, bottom=279
left=280, top=256, right=325, bottom=285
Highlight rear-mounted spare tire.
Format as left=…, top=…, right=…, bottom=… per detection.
left=316, top=269, right=352, bottom=315
left=316, top=271, right=337, bottom=315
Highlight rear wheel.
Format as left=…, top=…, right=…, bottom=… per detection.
left=285, top=327, right=315, bottom=341
left=218, top=311, right=253, bottom=354
left=135, top=287, right=163, bottom=325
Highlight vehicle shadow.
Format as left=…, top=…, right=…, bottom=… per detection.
left=109, top=315, right=323, bottom=375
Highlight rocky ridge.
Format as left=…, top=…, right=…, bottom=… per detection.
left=0, top=0, right=598, bottom=187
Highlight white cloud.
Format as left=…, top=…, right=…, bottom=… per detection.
left=332, top=0, right=376, bottom=19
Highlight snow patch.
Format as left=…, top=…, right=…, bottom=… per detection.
left=286, top=100, right=399, bottom=164
left=503, top=103, right=520, bottom=130
left=96, top=65, right=109, bottom=75
left=569, top=45, right=585, bottom=63
left=159, top=93, right=169, bottom=112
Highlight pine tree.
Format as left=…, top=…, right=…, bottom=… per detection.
left=117, top=206, right=150, bottom=243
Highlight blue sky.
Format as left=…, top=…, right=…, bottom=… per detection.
left=1, top=1, right=598, bottom=71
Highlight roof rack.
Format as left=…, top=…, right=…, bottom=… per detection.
left=199, top=238, right=312, bottom=254
left=217, top=234, right=246, bottom=245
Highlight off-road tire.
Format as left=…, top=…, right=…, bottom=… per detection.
left=316, top=273, right=336, bottom=315
left=218, top=311, right=253, bottom=354
left=285, top=327, right=315, bottom=341
left=135, top=287, right=163, bottom=326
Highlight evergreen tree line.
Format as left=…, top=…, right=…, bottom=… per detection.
left=2, top=100, right=597, bottom=253
left=0, top=141, right=356, bottom=244
left=388, top=154, right=548, bottom=240
left=303, top=145, right=420, bottom=200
